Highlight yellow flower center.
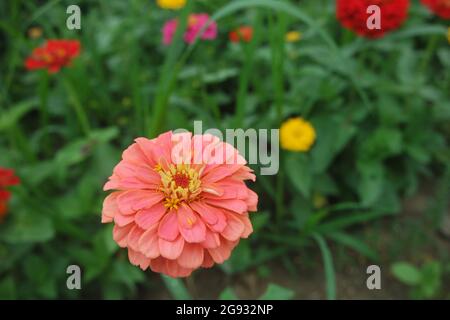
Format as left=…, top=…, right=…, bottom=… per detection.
left=42, top=53, right=53, bottom=63
left=188, top=16, right=198, bottom=27
left=156, top=163, right=202, bottom=210
left=56, top=49, right=66, bottom=58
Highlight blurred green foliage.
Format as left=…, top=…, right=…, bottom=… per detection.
left=391, top=260, right=446, bottom=299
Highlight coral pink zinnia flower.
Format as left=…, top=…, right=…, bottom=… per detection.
left=0, top=167, right=20, bottom=221
left=229, top=26, right=254, bottom=43
left=421, top=0, right=450, bottom=19
left=336, top=0, right=410, bottom=38
left=25, top=39, right=81, bottom=73
left=102, top=131, right=258, bottom=278
left=162, top=13, right=218, bottom=45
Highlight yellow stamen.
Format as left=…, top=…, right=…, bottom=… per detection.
left=156, top=163, right=202, bottom=210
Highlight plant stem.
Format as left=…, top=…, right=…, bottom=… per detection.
left=269, top=12, right=287, bottom=222
left=148, top=1, right=193, bottom=138
left=62, top=76, right=91, bottom=136
left=38, top=70, right=50, bottom=154
left=419, top=34, right=439, bottom=74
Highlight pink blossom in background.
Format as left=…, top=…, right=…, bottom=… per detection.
left=162, top=19, right=178, bottom=45
left=162, top=13, right=218, bottom=45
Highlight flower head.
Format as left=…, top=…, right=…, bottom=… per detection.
left=0, top=167, right=20, bottom=221
left=102, top=131, right=258, bottom=278
left=28, top=26, right=43, bottom=39
left=280, top=117, right=316, bottom=152
left=25, top=39, right=80, bottom=73
left=229, top=26, right=253, bottom=43
left=285, top=31, right=302, bottom=42
left=162, top=13, right=217, bottom=45
left=336, top=0, right=410, bottom=38
left=421, top=0, right=450, bottom=19
left=157, top=0, right=186, bottom=10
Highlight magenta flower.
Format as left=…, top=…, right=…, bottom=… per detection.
left=162, top=13, right=218, bottom=45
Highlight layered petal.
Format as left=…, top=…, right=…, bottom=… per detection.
left=159, top=235, right=185, bottom=260
left=138, top=226, right=160, bottom=259
left=158, top=211, right=180, bottom=241
left=135, top=202, right=167, bottom=229
left=177, top=205, right=206, bottom=243
left=117, top=190, right=164, bottom=215
left=177, top=243, right=204, bottom=269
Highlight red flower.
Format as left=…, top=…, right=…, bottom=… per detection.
left=336, top=0, right=410, bottom=38
left=229, top=26, right=253, bottom=43
left=421, top=0, right=450, bottom=19
left=0, top=167, right=20, bottom=221
left=25, top=40, right=81, bottom=73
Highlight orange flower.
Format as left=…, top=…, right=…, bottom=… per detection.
left=229, top=26, right=253, bottom=43
left=102, top=132, right=258, bottom=278
left=25, top=40, right=80, bottom=73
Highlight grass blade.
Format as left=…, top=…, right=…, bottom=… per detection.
left=313, top=234, right=336, bottom=300
left=316, top=211, right=393, bottom=233
left=328, top=232, right=379, bottom=261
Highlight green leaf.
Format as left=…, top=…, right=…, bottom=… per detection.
left=203, top=68, right=239, bottom=84
left=290, top=196, right=313, bottom=229
left=0, top=98, right=37, bottom=131
left=225, top=241, right=252, bottom=273
left=259, top=284, right=294, bottom=300
left=54, top=127, right=119, bottom=179
left=285, top=153, right=311, bottom=197
left=161, top=275, right=192, bottom=300
left=219, top=287, right=238, bottom=300
left=251, top=211, right=269, bottom=232
left=22, top=255, right=58, bottom=298
left=1, top=213, right=54, bottom=244
left=313, top=174, right=338, bottom=196
left=89, top=127, right=119, bottom=144
left=0, top=277, right=16, bottom=299
left=387, top=25, right=447, bottom=41
left=358, top=161, right=384, bottom=206
left=20, top=161, right=55, bottom=186
left=361, top=128, right=403, bottom=161
left=311, top=116, right=356, bottom=173
left=419, top=261, right=442, bottom=298
left=328, top=232, right=379, bottom=261
left=391, top=262, right=421, bottom=286
left=317, top=211, right=391, bottom=233
left=313, top=234, right=336, bottom=300
left=109, top=261, right=145, bottom=291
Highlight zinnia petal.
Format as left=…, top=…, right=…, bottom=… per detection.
left=158, top=235, right=185, bottom=259
left=135, top=202, right=167, bottom=229
left=158, top=211, right=180, bottom=241
left=117, top=190, right=164, bottom=215
left=177, top=205, right=206, bottom=243
left=177, top=243, right=204, bottom=269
